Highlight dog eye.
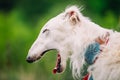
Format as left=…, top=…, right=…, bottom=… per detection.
left=42, top=29, right=49, bottom=33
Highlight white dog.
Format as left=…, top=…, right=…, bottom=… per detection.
left=26, top=6, right=119, bottom=80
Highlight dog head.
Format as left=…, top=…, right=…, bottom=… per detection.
left=26, top=6, right=82, bottom=73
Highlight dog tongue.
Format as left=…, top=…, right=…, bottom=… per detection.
left=53, top=54, right=61, bottom=74
left=53, top=68, right=57, bottom=74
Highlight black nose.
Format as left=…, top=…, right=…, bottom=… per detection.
left=26, top=57, right=34, bottom=63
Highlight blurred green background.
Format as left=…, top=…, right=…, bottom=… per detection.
left=0, top=0, right=120, bottom=80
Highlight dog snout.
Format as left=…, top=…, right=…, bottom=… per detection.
left=26, top=56, right=35, bottom=63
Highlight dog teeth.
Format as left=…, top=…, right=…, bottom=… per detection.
left=53, top=53, right=63, bottom=74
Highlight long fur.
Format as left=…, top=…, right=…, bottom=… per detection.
left=88, top=32, right=120, bottom=80
left=27, top=5, right=119, bottom=80
left=65, top=6, right=114, bottom=79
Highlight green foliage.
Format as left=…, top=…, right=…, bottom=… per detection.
left=0, top=0, right=119, bottom=80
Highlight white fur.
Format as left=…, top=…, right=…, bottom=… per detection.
left=27, top=6, right=117, bottom=79
left=89, top=32, right=120, bottom=80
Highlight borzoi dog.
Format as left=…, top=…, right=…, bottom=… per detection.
left=26, top=6, right=120, bottom=80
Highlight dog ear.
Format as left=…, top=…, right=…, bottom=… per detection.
left=65, top=6, right=80, bottom=25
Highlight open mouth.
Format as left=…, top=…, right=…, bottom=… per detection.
left=52, top=54, right=63, bottom=74
left=42, top=50, right=63, bottom=74
left=26, top=49, right=63, bottom=74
